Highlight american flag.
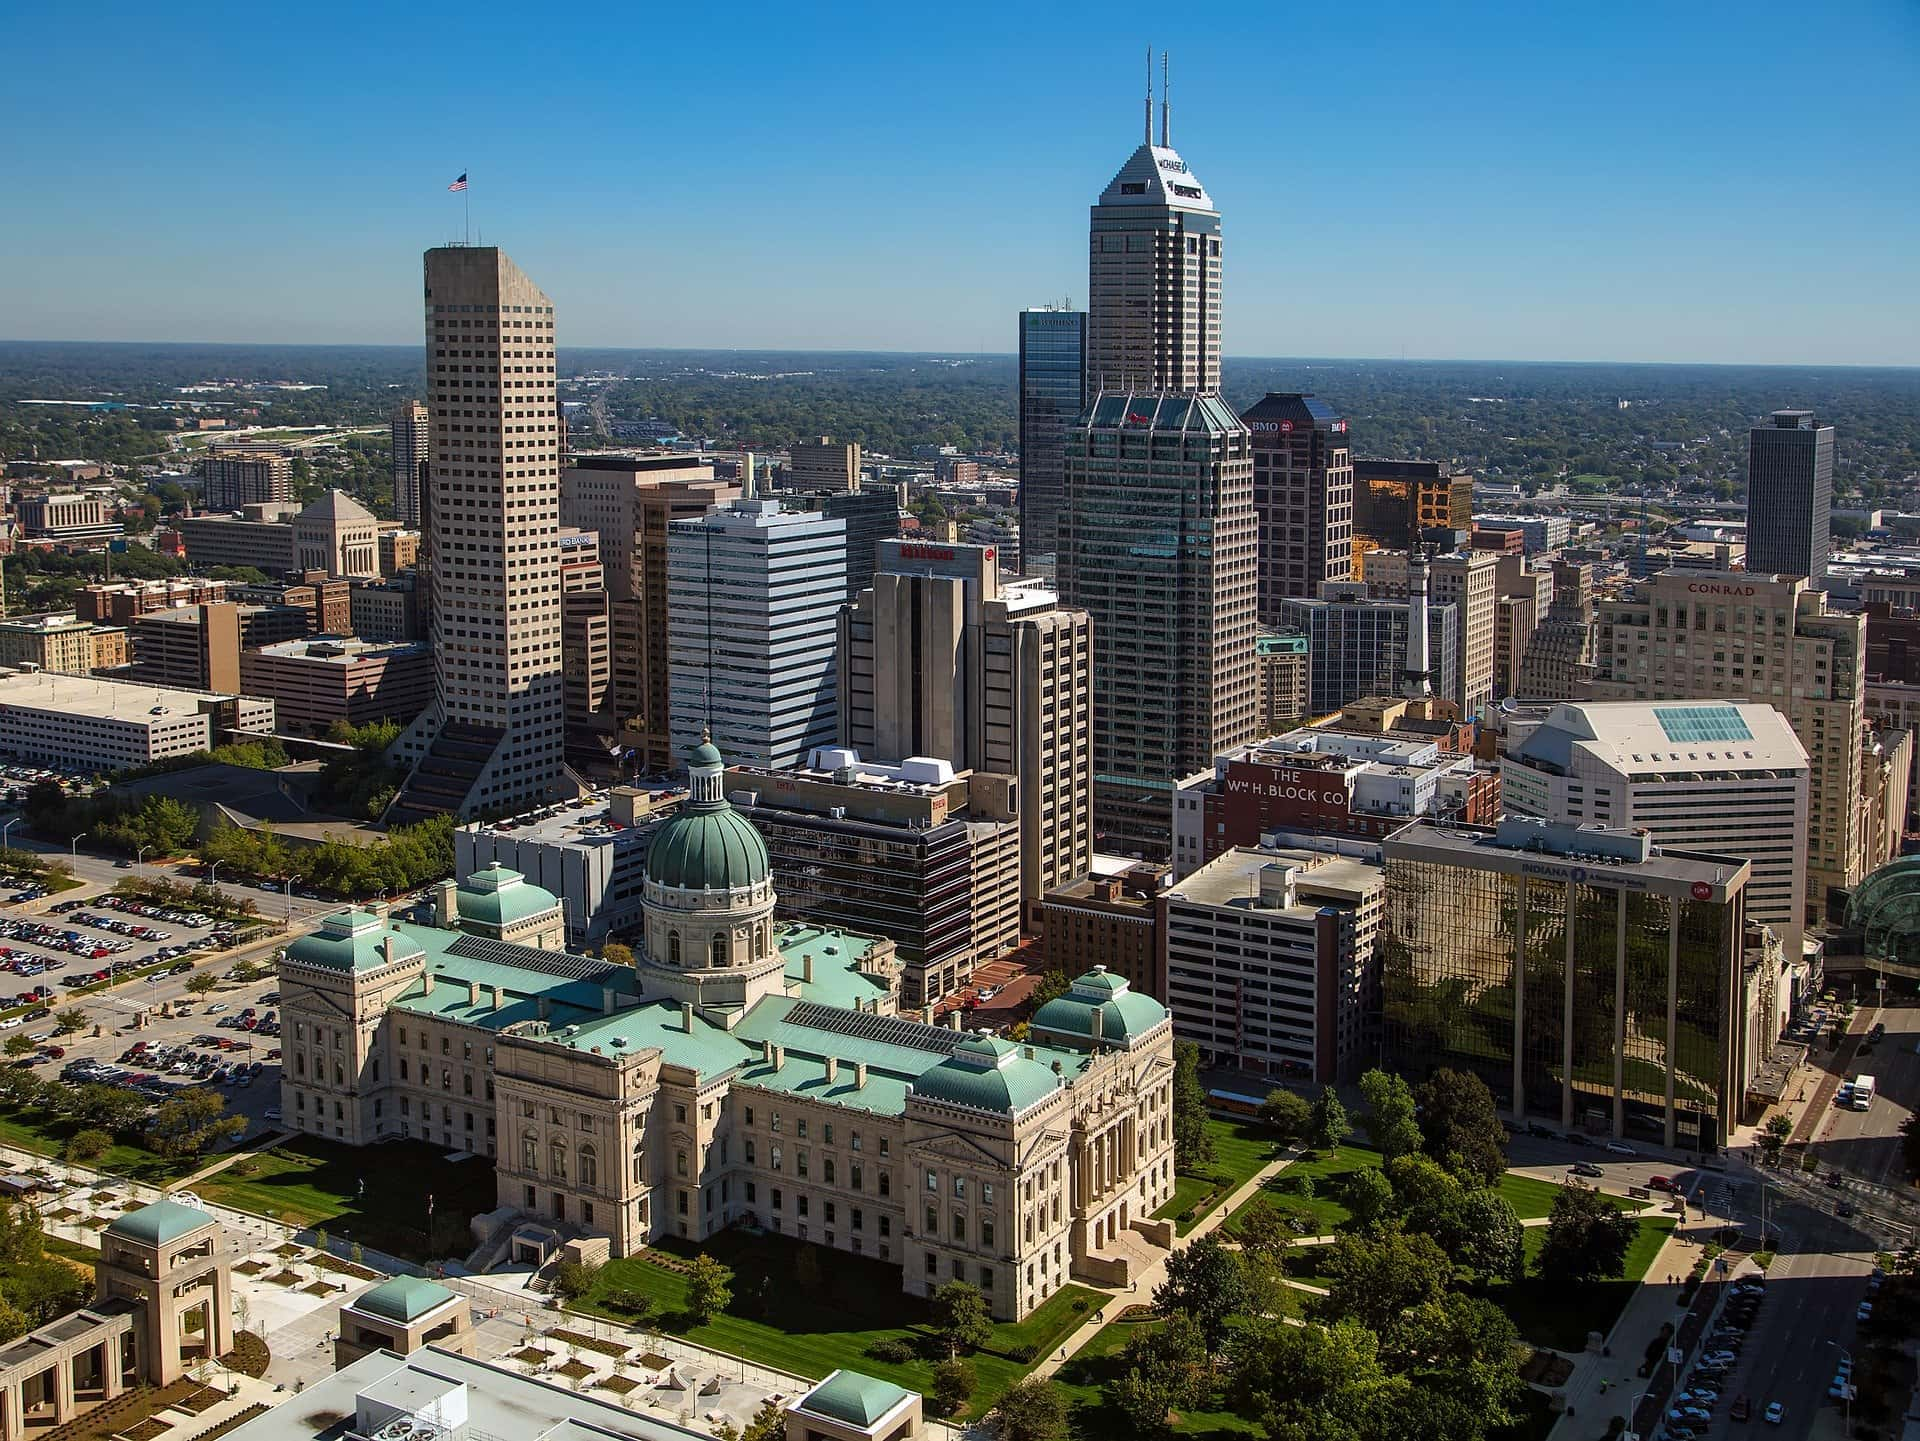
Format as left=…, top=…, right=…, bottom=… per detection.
left=447, top=173, right=468, bottom=192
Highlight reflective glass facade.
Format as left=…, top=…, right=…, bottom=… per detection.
left=1381, top=854, right=1746, bottom=1150
left=1017, top=309, right=1086, bottom=564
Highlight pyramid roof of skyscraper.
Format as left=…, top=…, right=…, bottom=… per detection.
left=1096, top=143, right=1215, bottom=213
left=1241, top=392, right=1346, bottom=431
left=1082, top=390, right=1244, bottom=436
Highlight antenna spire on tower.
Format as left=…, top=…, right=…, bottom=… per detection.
left=1144, top=45, right=1153, bottom=145
left=1161, top=51, right=1170, bottom=147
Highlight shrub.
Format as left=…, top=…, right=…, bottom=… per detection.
left=1005, top=1342, right=1039, bottom=1363
left=865, top=1337, right=917, bottom=1364
left=931, top=1358, right=977, bottom=1417
left=1071, top=1297, right=1091, bottom=1312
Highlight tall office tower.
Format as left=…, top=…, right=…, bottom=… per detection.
left=1494, top=556, right=1549, bottom=698
left=1501, top=700, right=1810, bottom=957
left=785, top=488, right=904, bottom=600
left=386, top=246, right=566, bottom=824
left=560, top=454, right=740, bottom=772
left=199, top=444, right=293, bottom=510
left=1240, top=393, right=1354, bottom=613
left=666, top=499, right=846, bottom=770
left=556, top=526, right=613, bottom=755
left=1745, top=409, right=1835, bottom=585
left=1590, top=569, right=1868, bottom=917
left=391, top=400, right=429, bottom=528
left=1060, top=390, right=1256, bottom=856
left=1274, top=583, right=1458, bottom=717
left=1381, top=817, right=1752, bottom=1150
left=1254, top=631, right=1309, bottom=734
left=839, top=539, right=1094, bottom=909
left=786, top=437, right=861, bottom=493
left=1352, top=460, right=1474, bottom=550
left=1017, top=306, right=1088, bottom=564
left=1362, top=547, right=1500, bottom=718
left=1515, top=560, right=1595, bottom=698
left=1086, top=80, right=1221, bottom=392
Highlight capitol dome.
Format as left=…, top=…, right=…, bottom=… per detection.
left=645, top=740, right=770, bottom=893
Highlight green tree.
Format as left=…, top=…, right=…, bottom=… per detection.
left=1535, top=1186, right=1638, bottom=1284
left=0, top=1299, right=27, bottom=1344
left=931, top=1357, right=976, bottom=1417
left=1153, top=1234, right=1251, bottom=1354
left=1232, top=1198, right=1298, bottom=1271
left=1308, top=1087, right=1350, bottom=1151
left=1316, top=1225, right=1452, bottom=1334
left=1227, top=1316, right=1401, bottom=1441
left=1108, top=1309, right=1210, bottom=1435
left=716, top=1400, right=785, bottom=1441
left=1383, top=1293, right=1525, bottom=1431
left=1030, top=968, right=1071, bottom=1008
left=146, top=1089, right=246, bottom=1158
left=54, top=1008, right=87, bottom=1034
left=185, top=972, right=217, bottom=997
left=1414, top=1069, right=1507, bottom=1186
left=601, top=941, right=634, bottom=969
left=1342, top=1167, right=1397, bottom=1232
left=550, top=1259, right=599, bottom=1301
left=1171, top=1040, right=1215, bottom=1171
left=1257, top=1088, right=1312, bottom=1141
left=686, top=1254, right=733, bottom=1325
left=1357, top=1069, right=1422, bottom=1161
left=1760, top=1113, right=1794, bottom=1165
left=63, top=1129, right=112, bottom=1162
left=3, top=1035, right=33, bottom=1060
left=988, top=1376, right=1067, bottom=1441
left=930, top=1279, right=993, bottom=1356
left=1454, top=1190, right=1525, bottom=1283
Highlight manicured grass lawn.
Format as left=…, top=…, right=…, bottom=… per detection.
left=195, top=1137, right=497, bottom=1259
left=1226, top=1141, right=1385, bottom=1236
left=1496, top=1171, right=1646, bottom=1221
left=0, top=1104, right=196, bottom=1184
left=1153, top=1118, right=1283, bottom=1235
left=1475, top=1216, right=1675, bottom=1351
left=1054, top=1316, right=1260, bottom=1439
left=577, top=1230, right=1102, bottom=1422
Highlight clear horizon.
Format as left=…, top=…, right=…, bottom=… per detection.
left=3, top=0, right=1916, bottom=366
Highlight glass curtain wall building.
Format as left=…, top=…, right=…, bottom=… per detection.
left=1017, top=307, right=1087, bottom=567
left=1381, top=817, right=1752, bottom=1151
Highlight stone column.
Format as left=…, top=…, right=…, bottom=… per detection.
left=52, top=1359, right=76, bottom=1426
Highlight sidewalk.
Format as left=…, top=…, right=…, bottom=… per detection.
left=1030, top=1146, right=1298, bottom=1382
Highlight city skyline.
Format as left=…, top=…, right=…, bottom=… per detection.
left=1, top=0, right=1915, bottom=365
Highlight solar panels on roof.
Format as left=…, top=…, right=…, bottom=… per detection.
left=444, top=933, right=627, bottom=986
left=783, top=1002, right=967, bottom=1057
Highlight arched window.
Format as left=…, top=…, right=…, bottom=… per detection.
left=711, top=934, right=727, bottom=967
left=550, top=1140, right=568, bottom=1181
left=668, top=931, right=682, bottom=964
left=579, top=1143, right=597, bottom=1189
left=521, top=1134, right=538, bottom=1172
left=633, top=1139, right=646, bottom=1183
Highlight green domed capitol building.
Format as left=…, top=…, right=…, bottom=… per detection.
left=277, top=742, right=1176, bottom=1320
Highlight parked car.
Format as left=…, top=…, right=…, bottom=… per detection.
left=1764, top=1401, right=1785, bottom=1425
left=1604, top=1140, right=1636, bottom=1155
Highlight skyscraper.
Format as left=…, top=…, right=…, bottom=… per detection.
left=387, top=246, right=566, bottom=822
left=839, top=539, right=1094, bottom=909
left=1061, top=390, right=1257, bottom=855
left=1240, top=392, right=1354, bottom=614
left=1745, top=409, right=1834, bottom=584
left=1017, top=306, right=1087, bottom=565
left=1085, top=63, right=1221, bottom=392
left=666, top=499, right=845, bottom=769
left=391, top=399, right=429, bottom=528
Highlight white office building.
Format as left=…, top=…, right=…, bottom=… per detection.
left=1501, top=699, right=1810, bottom=955
left=666, top=499, right=846, bottom=769
left=0, top=670, right=274, bottom=772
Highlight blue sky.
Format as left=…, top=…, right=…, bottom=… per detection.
left=3, top=0, right=1917, bottom=363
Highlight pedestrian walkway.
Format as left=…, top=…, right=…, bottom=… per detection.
left=1031, top=1146, right=1299, bottom=1382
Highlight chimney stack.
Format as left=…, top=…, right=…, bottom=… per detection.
left=602, top=986, right=616, bottom=1015
left=468, top=978, right=481, bottom=1007
left=384, top=936, right=398, bottom=968
left=949, top=1009, right=962, bottom=1031
left=802, top=954, right=814, bottom=984
left=770, top=1042, right=785, bottom=1071
left=537, top=994, right=549, bottom=1020
left=492, top=984, right=504, bottom=1010
left=421, top=969, right=434, bottom=996
left=1091, top=1005, right=1104, bottom=1049
left=824, top=1056, right=839, bottom=1084
left=682, top=1001, right=695, bottom=1033
left=854, top=1061, right=868, bottom=1090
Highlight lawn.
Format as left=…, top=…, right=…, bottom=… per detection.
left=194, top=1137, right=498, bottom=1260
left=1475, top=1216, right=1675, bottom=1352
left=1226, top=1141, right=1385, bottom=1236
left=1153, top=1118, right=1283, bottom=1235
left=1053, top=1315, right=1260, bottom=1439
left=576, top=1229, right=1100, bottom=1422
left=0, top=1104, right=197, bottom=1184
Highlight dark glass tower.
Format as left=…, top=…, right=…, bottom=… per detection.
left=1745, top=408, right=1834, bottom=585
left=1017, top=306, right=1086, bottom=566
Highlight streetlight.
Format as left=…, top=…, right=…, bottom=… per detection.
left=70, top=830, right=90, bottom=860
left=136, top=845, right=151, bottom=869
left=282, top=878, right=292, bottom=930
left=0, top=816, right=18, bottom=850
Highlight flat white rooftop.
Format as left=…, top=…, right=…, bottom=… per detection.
left=0, top=668, right=234, bottom=719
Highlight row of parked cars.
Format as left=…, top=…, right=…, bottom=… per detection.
left=0, top=870, right=54, bottom=904
left=74, top=894, right=219, bottom=929
left=0, top=918, right=129, bottom=960
left=70, top=912, right=171, bottom=942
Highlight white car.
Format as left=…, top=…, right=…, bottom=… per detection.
left=1604, top=1140, right=1636, bottom=1156
left=206, top=1003, right=228, bottom=1015
left=264, top=1107, right=282, bottom=1122
left=1764, top=1401, right=1785, bottom=1425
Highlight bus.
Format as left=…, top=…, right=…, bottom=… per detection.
left=1851, top=1075, right=1876, bottom=1110
left=1206, top=1089, right=1267, bottom=1118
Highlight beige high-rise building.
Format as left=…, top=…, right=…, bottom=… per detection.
left=786, top=437, right=861, bottom=493
left=839, top=540, right=1094, bottom=913
left=1363, top=547, right=1499, bottom=718
left=199, top=444, right=292, bottom=510
left=387, top=246, right=567, bottom=822
left=1517, top=560, right=1595, bottom=698
left=1493, top=555, right=1549, bottom=699
left=1590, top=569, right=1869, bottom=915
left=557, top=527, right=612, bottom=745
left=392, top=399, right=429, bottom=528
left=560, top=454, right=739, bottom=771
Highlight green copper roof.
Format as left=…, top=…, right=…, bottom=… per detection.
left=106, top=1198, right=214, bottom=1246
left=285, top=911, right=423, bottom=973
left=455, top=863, right=559, bottom=928
left=911, top=1032, right=1061, bottom=1115
left=800, top=1370, right=914, bottom=1427
left=688, top=739, right=724, bottom=769
left=352, top=1275, right=458, bottom=1323
left=646, top=802, right=770, bottom=892
left=1031, top=967, right=1168, bottom=1047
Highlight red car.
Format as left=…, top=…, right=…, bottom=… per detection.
left=1647, top=1175, right=1676, bottom=1192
